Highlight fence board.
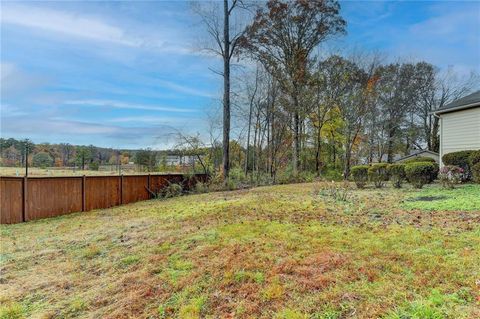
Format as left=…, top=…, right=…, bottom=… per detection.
left=0, top=174, right=208, bottom=224
left=150, top=175, right=173, bottom=194
left=85, top=176, right=121, bottom=211
left=26, top=177, right=83, bottom=221
left=0, top=177, right=23, bottom=224
left=122, top=175, right=149, bottom=204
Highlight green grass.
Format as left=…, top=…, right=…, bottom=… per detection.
left=1, top=182, right=479, bottom=318
left=402, top=184, right=480, bottom=211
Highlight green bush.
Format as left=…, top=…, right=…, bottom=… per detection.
left=194, top=181, right=209, bottom=193
left=404, top=156, right=436, bottom=164
left=162, top=183, right=183, bottom=198
left=442, top=150, right=475, bottom=180
left=368, top=163, right=389, bottom=188
left=472, top=163, right=480, bottom=184
left=430, top=162, right=439, bottom=182
left=405, top=162, right=437, bottom=189
left=350, top=165, right=369, bottom=189
left=387, top=164, right=406, bottom=188
left=321, top=167, right=343, bottom=181
left=89, top=162, right=99, bottom=171
left=404, top=156, right=438, bottom=182
left=469, top=150, right=480, bottom=164
left=470, top=151, right=480, bottom=183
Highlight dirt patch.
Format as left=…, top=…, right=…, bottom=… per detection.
left=407, top=195, right=448, bottom=202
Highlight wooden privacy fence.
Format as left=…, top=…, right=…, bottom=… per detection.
left=0, top=174, right=208, bottom=224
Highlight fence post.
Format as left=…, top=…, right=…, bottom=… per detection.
left=147, top=174, right=151, bottom=198
left=82, top=175, right=86, bottom=212
left=120, top=174, right=124, bottom=205
left=22, top=176, right=27, bottom=222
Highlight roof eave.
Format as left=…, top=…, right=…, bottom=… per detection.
left=434, top=102, right=480, bottom=115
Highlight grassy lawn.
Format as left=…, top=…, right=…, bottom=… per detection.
left=1, top=183, right=479, bottom=318
left=402, top=184, right=480, bottom=211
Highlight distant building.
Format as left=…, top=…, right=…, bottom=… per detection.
left=434, top=90, right=480, bottom=167
left=165, top=155, right=198, bottom=166
left=394, top=150, right=439, bottom=163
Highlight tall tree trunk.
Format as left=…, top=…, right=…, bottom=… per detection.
left=270, top=103, right=275, bottom=178
left=253, top=112, right=259, bottom=174
left=293, top=110, right=300, bottom=176
left=343, top=145, right=351, bottom=179
left=387, top=127, right=395, bottom=163
left=315, top=126, right=322, bottom=176
left=431, top=116, right=440, bottom=152
left=245, top=100, right=253, bottom=176
left=222, top=0, right=230, bottom=183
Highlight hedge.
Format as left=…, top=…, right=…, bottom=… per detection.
left=351, top=165, right=369, bottom=189
left=387, top=164, right=406, bottom=188
left=405, top=162, right=437, bottom=189
left=470, top=150, right=480, bottom=183
left=404, top=156, right=436, bottom=164
left=442, top=150, right=475, bottom=181
left=368, top=163, right=389, bottom=188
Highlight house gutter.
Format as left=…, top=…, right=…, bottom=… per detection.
left=432, top=102, right=480, bottom=115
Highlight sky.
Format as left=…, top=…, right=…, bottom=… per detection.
left=1, top=0, right=479, bottom=149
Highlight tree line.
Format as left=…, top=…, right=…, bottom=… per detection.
left=0, top=138, right=132, bottom=169
left=192, top=0, right=477, bottom=182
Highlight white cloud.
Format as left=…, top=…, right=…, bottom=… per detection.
left=0, top=3, right=194, bottom=54
left=1, top=4, right=139, bottom=46
left=64, top=99, right=196, bottom=113
left=108, top=115, right=198, bottom=124
left=156, top=79, right=215, bottom=98
left=409, top=7, right=479, bottom=45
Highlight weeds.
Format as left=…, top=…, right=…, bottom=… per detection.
left=316, top=181, right=352, bottom=202
left=1, top=183, right=479, bottom=318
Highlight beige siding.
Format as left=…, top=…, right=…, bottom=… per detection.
left=440, top=106, right=480, bottom=166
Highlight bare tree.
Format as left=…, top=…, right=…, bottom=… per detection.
left=415, top=67, right=478, bottom=152
left=175, top=132, right=209, bottom=175
left=192, top=0, right=250, bottom=183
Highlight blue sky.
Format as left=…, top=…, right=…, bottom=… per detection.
left=1, top=0, right=479, bottom=149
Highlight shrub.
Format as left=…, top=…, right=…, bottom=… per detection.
left=472, top=162, right=480, bottom=184
left=404, top=156, right=436, bottom=164
left=469, top=151, right=480, bottom=183
left=162, top=183, right=183, bottom=198
left=387, top=164, right=406, bottom=188
left=194, top=181, right=208, bottom=193
left=442, top=150, right=474, bottom=180
left=318, top=181, right=352, bottom=202
left=89, top=162, right=99, bottom=171
left=350, top=165, right=369, bottom=188
left=438, top=165, right=464, bottom=189
left=430, top=162, right=439, bottom=182
left=368, top=163, right=389, bottom=188
left=322, top=167, right=343, bottom=181
left=405, top=162, right=436, bottom=189
left=469, top=150, right=480, bottom=166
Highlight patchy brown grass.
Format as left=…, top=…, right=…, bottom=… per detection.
left=1, top=182, right=479, bottom=318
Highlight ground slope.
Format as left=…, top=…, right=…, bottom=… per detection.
left=1, top=183, right=479, bottom=318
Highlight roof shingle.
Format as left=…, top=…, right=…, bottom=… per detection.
left=436, top=90, right=480, bottom=114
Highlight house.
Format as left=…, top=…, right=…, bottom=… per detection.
left=395, top=149, right=439, bottom=163
left=165, top=155, right=197, bottom=166
left=434, top=90, right=480, bottom=167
